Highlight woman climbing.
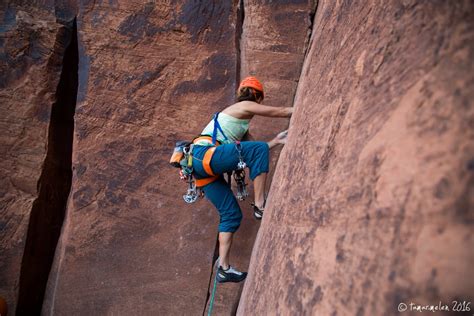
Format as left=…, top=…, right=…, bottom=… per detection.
left=191, top=76, right=292, bottom=283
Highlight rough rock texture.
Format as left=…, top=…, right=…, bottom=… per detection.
left=2, top=0, right=311, bottom=313
left=0, top=2, right=76, bottom=314
left=241, top=0, right=316, bottom=108
left=3, top=0, right=473, bottom=314
left=41, top=1, right=241, bottom=314
left=42, top=0, right=317, bottom=312
left=241, top=0, right=317, bottom=186
left=239, top=1, right=474, bottom=315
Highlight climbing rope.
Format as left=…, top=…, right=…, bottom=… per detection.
left=207, top=271, right=218, bottom=316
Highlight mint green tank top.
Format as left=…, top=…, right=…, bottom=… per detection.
left=199, top=112, right=249, bottom=145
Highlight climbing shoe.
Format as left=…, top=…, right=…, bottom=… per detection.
left=252, top=204, right=264, bottom=220
left=216, top=266, right=247, bottom=283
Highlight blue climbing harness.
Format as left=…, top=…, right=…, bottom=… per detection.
left=211, top=112, right=229, bottom=145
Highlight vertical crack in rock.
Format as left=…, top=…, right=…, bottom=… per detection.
left=305, top=1, right=319, bottom=59
left=201, top=2, right=245, bottom=314
left=229, top=2, right=246, bottom=315
left=230, top=284, right=244, bottom=315
left=235, top=0, right=245, bottom=85
left=292, top=1, right=319, bottom=107
left=16, top=19, right=78, bottom=315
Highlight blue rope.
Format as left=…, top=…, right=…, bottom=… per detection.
left=212, top=112, right=228, bottom=145
left=208, top=271, right=218, bottom=315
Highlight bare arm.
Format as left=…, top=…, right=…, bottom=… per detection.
left=267, top=138, right=279, bottom=149
left=223, top=101, right=293, bottom=119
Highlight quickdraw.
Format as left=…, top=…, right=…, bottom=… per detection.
left=180, top=145, right=202, bottom=204
left=234, top=141, right=248, bottom=201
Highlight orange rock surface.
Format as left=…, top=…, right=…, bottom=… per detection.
left=239, top=1, right=474, bottom=315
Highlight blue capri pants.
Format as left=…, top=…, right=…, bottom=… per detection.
left=192, top=141, right=269, bottom=233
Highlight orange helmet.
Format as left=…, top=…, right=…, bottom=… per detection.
left=239, top=76, right=264, bottom=97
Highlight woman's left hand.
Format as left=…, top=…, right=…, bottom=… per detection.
left=275, top=130, right=288, bottom=144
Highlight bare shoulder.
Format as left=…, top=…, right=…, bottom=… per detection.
left=221, top=101, right=291, bottom=118
left=226, top=101, right=255, bottom=110
left=222, top=101, right=256, bottom=119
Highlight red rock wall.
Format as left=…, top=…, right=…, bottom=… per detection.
left=240, top=0, right=317, bottom=188
left=41, top=1, right=242, bottom=314
left=0, top=2, right=76, bottom=314
left=42, top=0, right=316, bottom=313
left=239, top=1, right=474, bottom=315
left=2, top=0, right=473, bottom=314
left=2, top=0, right=312, bottom=313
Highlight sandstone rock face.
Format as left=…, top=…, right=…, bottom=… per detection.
left=239, top=1, right=474, bottom=315
left=240, top=0, right=317, bottom=187
left=0, top=2, right=76, bottom=314
left=3, top=0, right=309, bottom=313
left=42, top=0, right=317, bottom=311
left=241, top=0, right=316, bottom=108
left=42, top=1, right=241, bottom=314
left=2, top=0, right=472, bottom=314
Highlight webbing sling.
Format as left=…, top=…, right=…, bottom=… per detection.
left=211, top=112, right=228, bottom=145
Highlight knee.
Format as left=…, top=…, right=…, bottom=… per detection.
left=246, top=142, right=270, bottom=180
left=254, top=142, right=269, bottom=162
left=218, top=209, right=242, bottom=233
left=242, top=141, right=269, bottom=161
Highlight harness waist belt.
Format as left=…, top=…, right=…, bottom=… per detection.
left=195, top=176, right=218, bottom=187
left=193, top=135, right=221, bottom=147
left=193, top=136, right=220, bottom=187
